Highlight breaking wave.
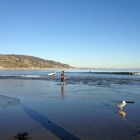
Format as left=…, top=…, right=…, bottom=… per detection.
left=0, top=72, right=140, bottom=86
left=0, top=72, right=139, bottom=79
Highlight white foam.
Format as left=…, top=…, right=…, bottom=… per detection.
left=133, top=72, right=140, bottom=75
left=0, top=74, right=41, bottom=78
left=21, top=75, right=41, bottom=78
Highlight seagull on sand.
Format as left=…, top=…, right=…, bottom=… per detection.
left=117, top=100, right=126, bottom=110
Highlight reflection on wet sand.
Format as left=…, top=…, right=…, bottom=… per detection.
left=117, top=110, right=126, bottom=117
left=61, top=85, right=65, bottom=100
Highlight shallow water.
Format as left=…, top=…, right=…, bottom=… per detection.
left=0, top=95, right=20, bottom=108
left=0, top=69, right=140, bottom=140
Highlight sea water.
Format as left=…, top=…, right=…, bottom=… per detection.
left=0, top=68, right=140, bottom=81
left=0, top=69, right=140, bottom=140
left=0, top=69, right=140, bottom=89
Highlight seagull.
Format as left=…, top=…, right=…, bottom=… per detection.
left=117, top=100, right=126, bottom=110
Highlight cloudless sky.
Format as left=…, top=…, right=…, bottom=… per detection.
left=0, top=0, right=140, bottom=68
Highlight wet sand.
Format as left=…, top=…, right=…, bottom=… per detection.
left=0, top=79, right=140, bottom=140
left=0, top=95, right=20, bottom=108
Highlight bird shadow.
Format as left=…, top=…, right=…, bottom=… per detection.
left=20, top=104, right=80, bottom=140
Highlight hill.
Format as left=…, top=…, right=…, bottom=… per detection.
left=0, top=54, right=73, bottom=69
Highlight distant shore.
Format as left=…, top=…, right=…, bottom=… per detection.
left=0, top=67, right=76, bottom=70
left=0, top=54, right=74, bottom=69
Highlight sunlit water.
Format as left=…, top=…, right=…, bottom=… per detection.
left=0, top=69, right=140, bottom=140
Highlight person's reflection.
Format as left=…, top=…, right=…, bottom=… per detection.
left=61, top=85, right=65, bottom=100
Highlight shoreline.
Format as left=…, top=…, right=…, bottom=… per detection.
left=0, top=67, right=76, bottom=70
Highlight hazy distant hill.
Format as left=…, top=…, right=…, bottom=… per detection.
left=0, top=54, right=73, bottom=69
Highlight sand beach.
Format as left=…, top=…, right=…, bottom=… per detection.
left=0, top=69, right=140, bottom=140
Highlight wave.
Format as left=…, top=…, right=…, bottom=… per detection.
left=0, top=75, right=44, bottom=79
left=0, top=74, right=140, bottom=86
left=0, top=72, right=140, bottom=79
left=66, top=72, right=140, bottom=75
left=133, top=72, right=140, bottom=75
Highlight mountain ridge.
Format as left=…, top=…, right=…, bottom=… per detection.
left=0, top=54, right=73, bottom=69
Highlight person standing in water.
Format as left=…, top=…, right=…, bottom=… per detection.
left=61, top=71, right=65, bottom=85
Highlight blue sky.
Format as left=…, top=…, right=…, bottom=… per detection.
left=0, top=0, right=140, bottom=68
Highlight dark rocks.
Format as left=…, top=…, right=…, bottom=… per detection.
left=14, top=132, right=30, bottom=140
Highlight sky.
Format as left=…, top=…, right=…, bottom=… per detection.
left=0, top=0, right=140, bottom=68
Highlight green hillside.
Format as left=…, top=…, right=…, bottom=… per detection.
left=0, top=54, right=73, bottom=69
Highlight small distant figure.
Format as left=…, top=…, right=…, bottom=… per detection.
left=117, top=100, right=126, bottom=110
left=61, top=71, right=65, bottom=85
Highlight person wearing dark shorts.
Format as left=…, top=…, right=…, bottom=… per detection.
left=61, top=71, right=65, bottom=85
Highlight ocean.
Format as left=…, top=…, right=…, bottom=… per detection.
left=0, top=68, right=140, bottom=87
left=0, top=69, right=140, bottom=140
left=0, top=68, right=140, bottom=81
